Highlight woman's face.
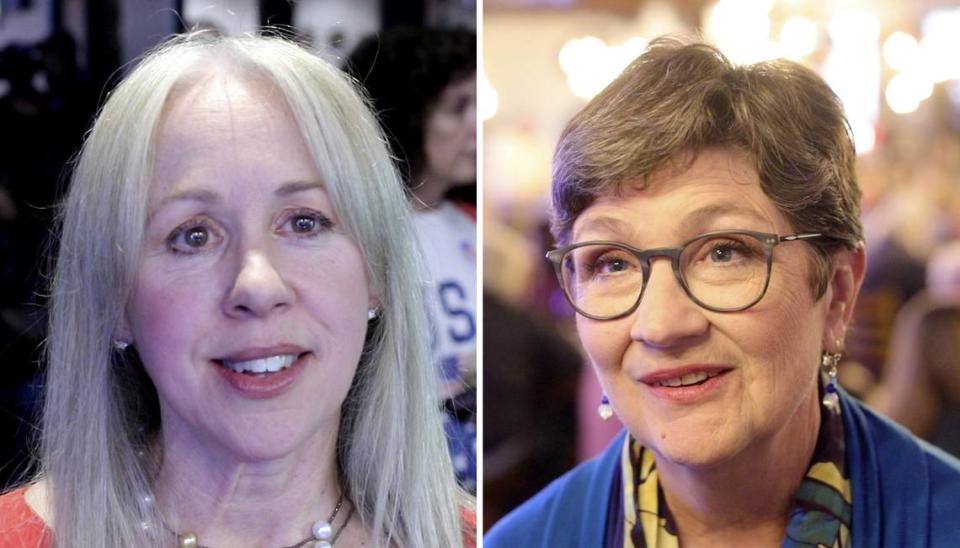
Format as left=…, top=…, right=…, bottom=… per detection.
left=572, top=147, right=848, bottom=468
left=422, top=74, right=477, bottom=187
left=125, top=72, right=373, bottom=462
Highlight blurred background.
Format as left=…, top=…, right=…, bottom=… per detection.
left=0, top=0, right=475, bottom=492
left=482, top=0, right=960, bottom=530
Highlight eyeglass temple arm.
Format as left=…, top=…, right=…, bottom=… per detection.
left=780, top=233, right=824, bottom=242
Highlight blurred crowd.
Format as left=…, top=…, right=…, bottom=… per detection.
left=849, top=130, right=960, bottom=457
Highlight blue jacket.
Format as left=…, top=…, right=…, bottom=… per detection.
left=485, top=392, right=960, bottom=547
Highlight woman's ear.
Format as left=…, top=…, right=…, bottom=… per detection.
left=115, top=311, right=134, bottom=346
left=368, top=291, right=383, bottom=319
left=824, top=245, right=867, bottom=352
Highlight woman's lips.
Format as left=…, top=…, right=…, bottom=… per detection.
left=218, top=344, right=309, bottom=363
left=213, top=352, right=311, bottom=399
left=638, top=365, right=733, bottom=403
left=649, top=369, right=721, bottom=387
left=219, top=354, right=300, bottom=374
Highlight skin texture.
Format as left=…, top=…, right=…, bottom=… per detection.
left=120, top=71, right=374, bottom=546
left=571, top=147, right=864, bottom=546
left=414, top=75, right=477, bottom=208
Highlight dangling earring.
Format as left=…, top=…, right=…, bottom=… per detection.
left=597, top=394, right=613, bottom=421
left=821, top=348, right=842, bottom=415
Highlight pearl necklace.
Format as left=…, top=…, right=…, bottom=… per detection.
left=174, top=492, right=353, bottom=548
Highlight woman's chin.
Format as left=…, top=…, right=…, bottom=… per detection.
left=177, top=416, right=337, bottom=466
left=225, top=439, right=302, bottom=463
left=212, top=434, right=322, bottom=466
left=637, top=424, right=748, bottom=471
left=653, top=445, right=740, bottom=471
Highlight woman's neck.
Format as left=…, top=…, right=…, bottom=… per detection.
left=152, top=427, right=344, bottom=547
left=653, top=394, right=822, bottom=548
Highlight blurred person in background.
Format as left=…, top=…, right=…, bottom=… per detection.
left=486, top=38, right=960, bottom=547
left=867, top=240, right=960, bottom=457
left=926, top=240, right=960, bottom=303
left=347, top=27, right=478, bottom=493
left=0, top=32, right=470, bottom=547
left=482, top=287, right=582, bottom=530
left=842, top=193, right=926, bottom=394
left=482, top=217, right=587, bottom=529
left=841, top=150, right=955, bottom=397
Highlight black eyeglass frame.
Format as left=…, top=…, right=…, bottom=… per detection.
left=545, top=230, right=830, bottom=320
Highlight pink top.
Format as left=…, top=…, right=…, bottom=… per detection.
left=0, top=487, right=51, bottom=548
left=0, top=486, right=476, bottom=547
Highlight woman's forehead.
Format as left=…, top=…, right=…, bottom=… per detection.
left=160, top=70, right=284, bottom=131
left=639, top=147, right=758, bottom=189
left=148, top=73, right=321, bottom=210
left=572, top=149, right=786, bottom=241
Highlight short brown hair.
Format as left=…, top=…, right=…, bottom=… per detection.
left=551, top=38, right=863, bottom=297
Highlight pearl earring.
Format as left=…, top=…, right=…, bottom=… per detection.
left=821, top=350, right=842, bottom=414
left=367, top=307, right=380, bottom=320
left=113, top=340, right=130, bottom=351
left=597, top=394, right=613, bottom=421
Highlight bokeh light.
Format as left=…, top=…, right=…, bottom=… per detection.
left=885, top=72, right=933, bottom=114
left=883, top=31, right=919, bottom=73
left=918, top=9, right=960, bottom=83
left=558, top=36, right=647, bottom=100
left=779, top=16, right=818, bottom=59
left=704, top=0, right=775, bottom=64
left=479, top=67, right=499, bottom=121
left=824, top=9, right=880, bottom=154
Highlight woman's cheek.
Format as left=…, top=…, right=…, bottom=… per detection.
left=129, top=264, right=213, bottom=345
left=577, top=319, right=627, bottom=373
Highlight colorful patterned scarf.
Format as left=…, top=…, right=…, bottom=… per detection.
left=620, top=396, right=851, bottom=547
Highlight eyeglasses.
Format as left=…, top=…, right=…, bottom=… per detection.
left=546, top=230, right=828, bottom=320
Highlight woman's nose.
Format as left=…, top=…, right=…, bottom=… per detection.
left=222, top=249, right=293, bottom=319
left=629, top=258, right=709, bottom=349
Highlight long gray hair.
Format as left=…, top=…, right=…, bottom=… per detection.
left=42, top=32, right=464, bottom=547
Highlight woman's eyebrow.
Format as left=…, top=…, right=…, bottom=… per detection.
left=574, top=203, right=769, bottom=242
left=148, top=188, right=219, bottom=223
left=679, top=203, right=769, bottom=233
left=158, top=188, right=219, bottom=207
left=275, top=180, right=325, bottom=197
left=573, top=216, right=637, bottom=241
left=147, top=181, right=327, bottom=222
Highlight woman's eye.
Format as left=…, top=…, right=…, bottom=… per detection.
left=702, top=239, right=758, bottom=265
left=452, top=96, right=471, bottom=116
left=580, top=248, right=638, bottom=278
left=292, top=215, right=317, bottom=233
left=185, top=227, right=209, bottom=247
left=283, top=210, right=332, bottom=237
left=596, top=256, right=630, bottom=273
left=167, top=219, right=220, bottom=255
left=710, top=246, right=736, bottom=262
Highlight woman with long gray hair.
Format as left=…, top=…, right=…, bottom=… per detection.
left=0, top=32, right=470, bottom=547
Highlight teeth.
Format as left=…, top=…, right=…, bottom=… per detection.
left=655, top=371, right=718, bottom=388
left=680, top=372, right=708, bottom=385
left=223, top=354, right=298, bottom=374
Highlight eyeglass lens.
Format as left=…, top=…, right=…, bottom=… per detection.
left=561, top=232, right=770, bottom=317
